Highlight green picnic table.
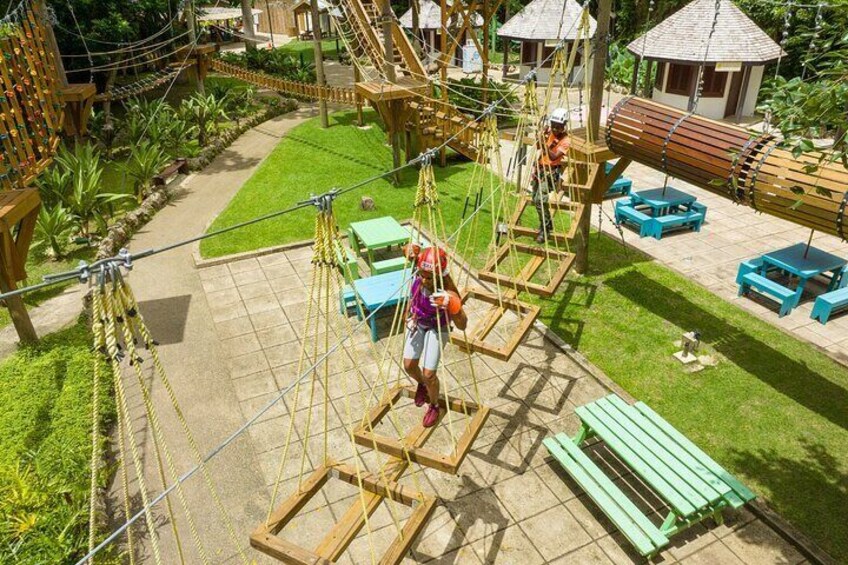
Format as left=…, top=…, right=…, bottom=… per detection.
left=544, top=394, right=755, bottom=558
left=348, top=217, right=411, bottom=269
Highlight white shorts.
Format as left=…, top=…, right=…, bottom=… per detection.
left=403, top=324, right=447, bottom=372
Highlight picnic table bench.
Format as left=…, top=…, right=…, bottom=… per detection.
left=348, top=269, right=411, bottom=342
left=738, top=244, right=847, bottom=317
left=348, top=217, right=411, bottom=270
left=544, top=394, right=755, bottom=558
left=614, top=188, right=706, bottom=240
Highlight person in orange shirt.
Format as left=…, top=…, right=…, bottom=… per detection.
left=531, top=108, right=570, bottom=243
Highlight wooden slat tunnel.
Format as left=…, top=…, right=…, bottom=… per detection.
left=606, top=96, right=848, bottom=240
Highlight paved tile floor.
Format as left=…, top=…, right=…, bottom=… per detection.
left=599, top=162, right=848, bottom=365
left=198, top=245, right=808, bottom=564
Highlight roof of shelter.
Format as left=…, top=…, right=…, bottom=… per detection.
left=293, top=0, right=342, bottom=15
left=196, top=6, right=262, bottom=22
left=627, top=0, right=785, bottom=63
left=399, top=0, right=483, bottom=30
left=497, top=0, right=595, bottom=41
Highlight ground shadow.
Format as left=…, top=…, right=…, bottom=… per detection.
left=605, top=270, right=848, bottom=431
left=137, top=295, right=192, bottom=345
left=544, top=279, right=597, bottom=347
left=727, top=439, right=847, bottom=563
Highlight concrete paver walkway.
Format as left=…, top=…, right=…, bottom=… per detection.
left=188, top=244, right=808, bottom=564
left=598, top=162, right=848, bottom=365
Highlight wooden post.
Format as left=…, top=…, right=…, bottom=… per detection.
left=0, top=280, right=37, bottom=345
left=575, top=0, right=611, bottom=275
left=501, top=2, right=510, bottom=79
left=411, top=0, right=422, bottom=55
left=481, top=0, right=489, bottom=104
left=353, top=64, right=364, bottom=126
left=310, top=0, right=329, bottom=128
left=185, top=0, right=205, bottom=94
left=439, top=0, right=448, bottom=167
left=379, top=0, right=397, bottom=82
left=36, top=0, right=68, bottom=88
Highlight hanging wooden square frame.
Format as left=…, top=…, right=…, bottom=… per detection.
left=353, top=385, right=489, bottom=475
left=251, top=461, right=437, bottom=564
left=450, top=287, right=540, bottom=361
left=508, top=194, right=580, bottom=244
left=478, top=242, right=575, bottom=298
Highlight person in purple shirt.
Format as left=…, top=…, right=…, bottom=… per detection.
left=402, top=245, right=467, bottom=427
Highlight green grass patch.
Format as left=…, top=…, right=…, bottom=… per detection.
left=203, top=109, right=848, bottom=561
left=0, top=319, right=115, bottom=563
left=277, top=38, right=341, bottom=64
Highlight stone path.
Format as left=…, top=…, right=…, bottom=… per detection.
left=598, top=162, right=848, bottom=365
left=186, top=244, right=809, bottom=564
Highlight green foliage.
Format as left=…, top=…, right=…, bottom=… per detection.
left=122, top=140, right=172, bottom=202
left=120, top=97, right=198, bottom=157
left=0, top=22, right=18, bottom=39
left=434, top=77, right=518, bottom=125
left=219, top=48, right=317, bottom=83
left=607, top=41, right=635, bottom=87
left=180, top=93, right=229, bottom=147
left=33, top=205, right=76, bottom=260
left=54, top=144, right=131, bottom=237
left=0, top=320, right=115, bottom=563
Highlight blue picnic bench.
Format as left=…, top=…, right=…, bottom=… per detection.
left=614, top=197, right=706, bottom=240
left=738, top=245, right=847, bottom=318
left=604, top=162, right=633, bottom=199
left=544, top=394, right=755, bottom=558
left=343, top=270, right=411, bottom=341
left=811, top=286, right=848, bottom=324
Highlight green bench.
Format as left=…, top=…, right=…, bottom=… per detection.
left=544, top=394, right=755, bottom=558
left=370, top=256, right=409, bottom=275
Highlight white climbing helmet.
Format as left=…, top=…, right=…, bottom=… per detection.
left=549, top=107, right=568, bottom=126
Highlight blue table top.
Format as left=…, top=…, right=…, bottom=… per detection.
left=762, top=244, right=847, bottom=279
left=632, top=187, right=697, bottom=208
left=351, top=269, right=412, bottom=310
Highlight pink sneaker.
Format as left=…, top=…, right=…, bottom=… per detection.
left=423, top=404, right=441, bottom=428
left=414, top=383, right=427, bottom=407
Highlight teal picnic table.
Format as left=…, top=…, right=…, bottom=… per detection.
left=761, top=243, right=847, bottom=303
left=544, top=394, right=755, bottom=558
left=631, top=187, right=697, bottom=215
left=348, top=217, right=411, bottom=269
left=350, top=270, right=411, bottom=341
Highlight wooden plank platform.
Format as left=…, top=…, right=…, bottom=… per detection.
left=450, top=287, right=540, bottom=361
left=478, top=242, right=575, bottom=298
left=353, top=385, right=489, bottom=475
left=356, top=79, right=428, bottom=102
left=251, top=458, right=436, bottom=564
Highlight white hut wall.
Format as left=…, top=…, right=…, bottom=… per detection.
left=652, top=62, right=735, bottom=120
left=742, top=65, right=764, bottom=117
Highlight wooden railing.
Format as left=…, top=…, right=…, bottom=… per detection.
left=211, top=60, right=358, bottom=105
left=409, top=101, right=480, bottom=161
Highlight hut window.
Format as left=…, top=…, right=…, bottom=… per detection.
left=542, top=45, right=556, bottom=68
left=666, top=63, right=693, bottom=95
left=700, top=66, right=728, bottom=97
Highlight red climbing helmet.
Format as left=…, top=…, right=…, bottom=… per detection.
left=417, top=247, right=447, bottom=274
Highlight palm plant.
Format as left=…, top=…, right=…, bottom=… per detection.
left=181, top=93, right=228, bottom=147
left=54, top=144, right=130, bottom=238
left=123, top=141, right=171, bottom=202
left=34, top=166, right=71, bottom=209
left=33, top=205, right=76, bottom=260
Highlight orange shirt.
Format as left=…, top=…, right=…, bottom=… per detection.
left=539, top=133, right=570, bottom=168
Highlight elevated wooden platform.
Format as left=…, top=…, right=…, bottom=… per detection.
left=61, top=83, right=97, bottom=137
left=355, top=79, right=428, bottom=102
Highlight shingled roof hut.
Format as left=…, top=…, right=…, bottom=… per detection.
left=497, top=0, right=596, bottom=83
left=628, top=0, right=784, bottom=120
left=398, top=0, right=483, bottom=65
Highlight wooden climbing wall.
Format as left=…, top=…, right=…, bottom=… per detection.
left=0, top=0, right=64, bottom=191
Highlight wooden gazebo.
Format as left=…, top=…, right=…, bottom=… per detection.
left=497, top=0, right=595, bottom=84
left=627, top=0, right=784, bottom=121
left=398, top=0, right=483, bottom=65
left=292, top=0, right=340, bottom=39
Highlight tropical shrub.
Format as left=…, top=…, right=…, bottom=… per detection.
left=33, top=205, right=76, bottom=260
left=180, top=93, right=228, bottom=147
left=35, top=167, right=71, bottom=210
left=219, top=49, right=316, bottom=83
left=53, top=144, right=130, bottom=238
left=123, top=141, right=171, bottom=202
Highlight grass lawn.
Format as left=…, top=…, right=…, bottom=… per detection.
left=278, top=38, right=342, bottom=64
left=0, top=320, right=115, bottom=563
left=203, top=109, right=848, bottom=561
